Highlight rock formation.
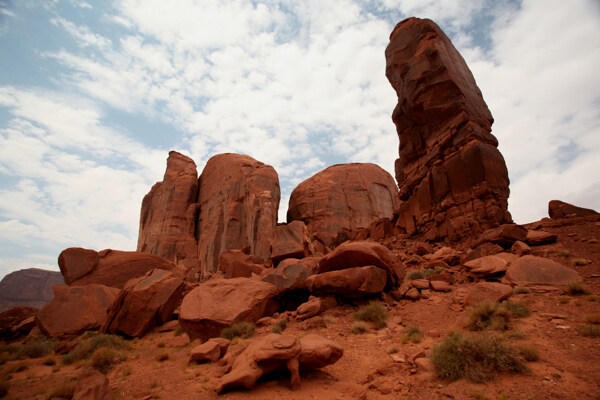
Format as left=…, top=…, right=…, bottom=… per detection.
left=548, top=200, right=598, bottom=219
left=0, top=268, right=64, bottom=312
left=385, top=17, right=512, bottom=242
left=137, top=151, right=199, bottom=269
left=287, top=163, right=398, bottom=246
left=59, top=248, right=186, bottom=289
left=197, top=153, right=280, bottom=276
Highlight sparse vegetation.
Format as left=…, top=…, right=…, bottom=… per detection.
left=122, top=364, right=132, bottom=377
left=157, top=341, right=166, bottom=348
left=566, top=281, right=591, bottom=296
left=465, top=301, right=512, bottom=331
left=431, top=331, right=528, bottom=383
left=271, top=318, right=287, bottom=334
left=571, top=258, right=588, bottom=266
left=47, top=379, right=76, bottom=400
left=354, top=302, right=388, bottom=329
left=470, top=389, right=491, bottom=400
left=350, top=321, right=370, bottom=334
left=156, top=352, right=169, bottom=362
left=174, top=325, right=185, bottom=337
left=400, top=326, right=423, bottom=344
left=513, top=286, right=531, bottom=294
left=90, top=347, right=121, bottom=373
left=220, top=322, right=255, bottom=340
left=504, top=329, right=527, bottom=340
left=17, top=338, right=57, bottom=359
left=558, top=250, right=572, bottom=257
left=584, top=314, right=600, bottom=324
left=576, top=325, right=600, bottom=337
left=42, top=356, right=56, bottom=366
left=405, top=267, right=445, bottom=281
left=323, top=315, right=336, bottom=324
left=518, top=345, right=540, bottom=361
left=587, top=294, right=600, bottom=302
left=558, top=296, right=570, bottom=304
left=386, top=346, right=399, bottom=354
left=63, top=334, right=129, bottom=365
left=503, top=300, right=531, bottom=317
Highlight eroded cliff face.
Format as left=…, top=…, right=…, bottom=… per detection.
left=385, top=17, right=512, bottom=242
left=287, top=163, right=398, bottom=246
left=137, top=151, right=199, bottom=269
left=196, top=153, right=280, bottom=277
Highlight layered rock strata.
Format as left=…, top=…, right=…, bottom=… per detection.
left=385, top=17, right=512, bottom=242
left=137, top=151, right=199, bottom=269
left=287, top=163, right=398, bottom=246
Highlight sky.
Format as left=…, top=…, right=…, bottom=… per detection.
left=0, top=0, right=599, bottom=279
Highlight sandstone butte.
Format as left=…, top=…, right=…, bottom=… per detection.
left=385, top=17, right=512, bottom=242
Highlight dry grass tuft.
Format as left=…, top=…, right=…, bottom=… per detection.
left=400, top=326, right=424, bottom=344
left=576, top=325, right=600, bottom=337
left=221, top=322, right=255, bottom=340
left=518, top=345, right=540, bottom=361
left=354, top=302, right=388, bottom=329
left=465, top=301, right=512, bottom=331
left=350, top=321, right=370, bottom=334
left=566, top=281, right=591, bottom=296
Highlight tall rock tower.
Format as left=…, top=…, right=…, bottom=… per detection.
left=385, top=17, right=512, bottom=242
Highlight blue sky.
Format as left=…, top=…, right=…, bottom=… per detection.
left=0, top=0, right=599, bottom=279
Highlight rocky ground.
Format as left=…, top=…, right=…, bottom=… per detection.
left=1, top=215, right=599, bottom=400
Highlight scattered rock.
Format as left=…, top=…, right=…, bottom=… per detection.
left=298, top=316, right=327, bottom=330
left=155, top=320, right=179, bottom=332
left=197, top=154, right=280, bottom=277
left=262, top=259, right=311, bottom=291
left=471, top=224, right=528, bottom=249
left=505, top=255, right=583, bottom=287
left=457, top=282, right=513, bottom=306
left=137, top=151, right=199, bottom=270
left=0, top=306, right=38, bottom=338
left=102, top=269, right=184, bottom=338
left=73, top=370, right=109, bottom=400
left=430, top=281, right=452, bottom=292
left=511, top=240, right=531, bottom=256
left=413, top=242, right=433, bottom=256
left=271, top=221, right=313, bottom=266
left=464, top=242, right=504, bottom=262
left=287, top=163, right=398, bottom=247
left=410, top=279, right=429, bottom=290
left=463, top=253, right=517, bottom=277
left=219, top=250, right=266, bottom=279
left=179, top=277, right=278, bottom=340
left=190, top=338, right=230, bottom=363
left=526, top=230, right=558, bottom=246
left=305, top=266, right=387, bottom=298
left=404, top=288, right=421, bottom=300
left=548, top=200, right=598, bottom=219
left=298, top=333, right=344, bottom=370
left=36, top=284, right=119, bottom=338
left=296, top=296, right=337, bottom=320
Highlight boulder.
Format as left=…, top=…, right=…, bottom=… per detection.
left=62, top=248, right=186, bottom=289
left=318, top=241, right=404, bottom=285
left=464, top=242, right=504, bottom=262
left=457, top=282, right=513, bottom=306
left=511, top=240, right=531, bottom=256
left=471, top=224, right=528, bottom=249
left=0, top=306, right=38, bottom=338
left=526, top=230, right=557, bottom=246
left=463, top=253, right=517, bottom=277
left=197, top=154, right=280, bottom=277
left=548, top=200, right=598, bottom=219
left=0, top=268, right=64, bottom=312
left=368, top=217, right=395, bottom=241
left=137, top=151, right=199, bottom=270
left=287, top=163, right=398, bottom=246
left=430, top=281, right=452, bottom=292
left=102, top=269, right=184, bottom=338
left=305, top=266, right=387, bottom=298
left=296, top=296, right=337, bottom=320
left=262, top=259, right=311, bottom=291
left=36, top=284, right=120, bottom=337
left=58, top=248, right=99, bottom=284
left=73, top=370, right=109, bottom=400
left=298, top=333, right=344, bottom=370
left=190, top=338, right=230, bottom=363
left=179, top=277, right=278, bottom=340
left=385, top=17, right=512, bottom=242
left=271, top=221, right=313, bottom=266
left=505, top=255, right=582, bottom=287
left=219, top=250, right=266, bottom=279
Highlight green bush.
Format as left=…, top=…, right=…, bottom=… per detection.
left=400, top=326, right=423, bottom=344
left=566, top=281, right=590, bottom=296
left=354, top=302, right=388, bottom=329
left=63, top=334, right=129, bottom=365
left=431, top=331, right=528, bottom=383
left=220, top=322, right=255, bottom=340
left=271, top=318, right=287, bottom=334
left=466, top=301, right=512, bottom=331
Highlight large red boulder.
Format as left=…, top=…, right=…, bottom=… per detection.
left=218, top=250, right=266, bottom=279
left=318, top=241, right=404, bottom=286
left=262, top=258, right=312, bottom=291
left=0, top=268, right=64, bottom=312
left=60, top=248, right=186, bottom=289
left=505, top=255, right=582, bottom=287
left=102, top=269, right=184, bottom=338
left=385, top=17, right=512, bottom=242
left=471, top=224, right=528, bottom=248
left=137, top=151, right=199, bottom=270
left=270, top=221, right=313, bottom=266
left=548, top=200, right=598, bottom=219
left=287, top=163, right=398, bottom=246
left=197, top=154, right=280, bottom=277
left=179, top=277, right=278, bottom=340
left=36, top=284, right=120, bottom=337
left=305, top=266, right=387, bottom=298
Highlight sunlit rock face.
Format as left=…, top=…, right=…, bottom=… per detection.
left=385, top=17, right=512, bottom=242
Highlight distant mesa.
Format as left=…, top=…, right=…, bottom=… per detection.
left=0, top=268, right=63, bottom=312
left=548, top=199, right=599, bottom=219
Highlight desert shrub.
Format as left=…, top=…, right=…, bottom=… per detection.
left=566, top=281, right=590, bottom=296
left=513, top=286, right=531, bottom=294
left=220, top=322, right=255, bottom=340
left=571, top=258, right=588, bottom=266
left=354, top=302, right=388, bottom=329
left=0, top=381, right=8, bottom=397
left=156, top=352, right=169, bottom=362
left=157, top=341, right=166, bottom=348
left=587, top=294, right=600, bottom=302
left=431, top=331, right=528, bottom=383
left=558, top=296, right=570, bottom=304
left=121, top=364, right=132, bottom=377
left=90, top=347, right=120, bottom=373
left=271, top=319, right=287, bottom=334
left=504, top=329, right=527, bottom=340
left=405, top=270, right=425, bottom=280
left=400, top=326, right=424, bottom=344
left=42, top=356, right=56, bottom=366
left=81, top=330, right=97, bottom=339
left=18, top=338, right=57, bottom=359
left=423, top=267, right=446, bottom=277
left=576, top=325, right=600, bottom=337
left=470, top=390, right=491, bottom=400
left=584, top=314, right=600, bottom=324
left=174, top=325, right=184, bottom=337
left=466, top=301, right=512, bottom=331
left=557, top=250, right=572, bottom=257
left=503, top=300, right=531, bottom=317
left=63, top=334, right=128, bottom=365
left=47, top=378, right=76, bottom=399
left=323, top=315, right=336, bottom=324
left=518, top=345, right=539, bottom=361
left=350, top=321, right=370, bottom=334
left=386, top=346, right=399, bottom=354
